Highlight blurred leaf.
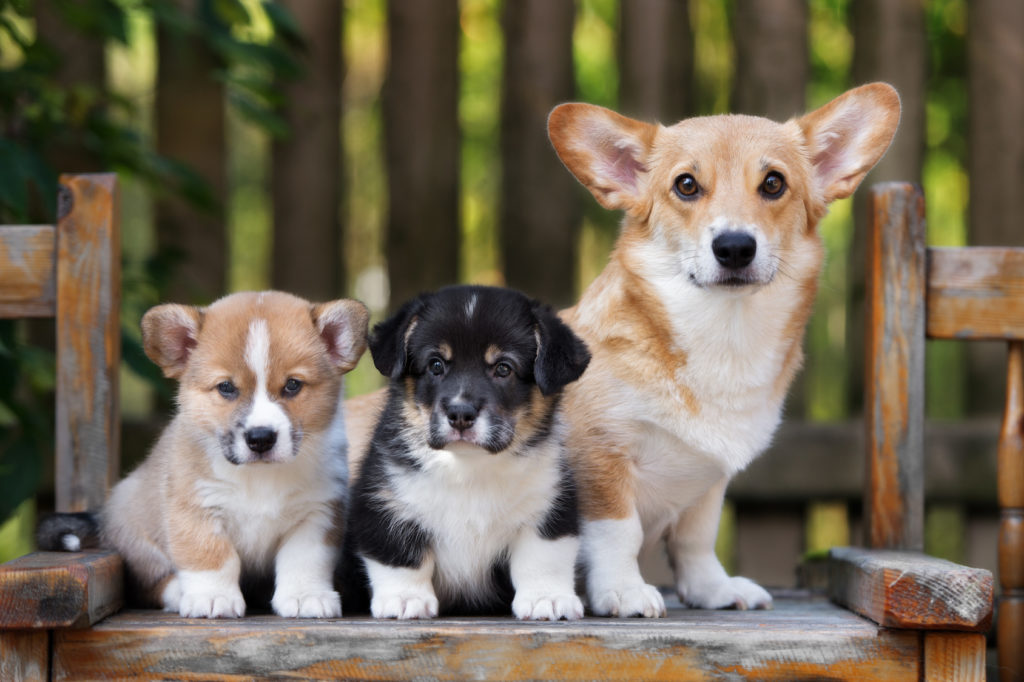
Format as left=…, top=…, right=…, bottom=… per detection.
left=262, top=1, right=305, bottom=50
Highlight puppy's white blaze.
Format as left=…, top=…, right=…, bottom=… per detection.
left=177, top=556, right=245, bottom=618
left=364, top=555, right=439, bottom=619
left=241, top=319, right=293, bottom=459
left=271, top=515, right=341, bottom=618
left=465, top=294, right=477, bottom=319
left=582, top=514, right=666, bottom=618
left=509, top=531, right=582, bottom=620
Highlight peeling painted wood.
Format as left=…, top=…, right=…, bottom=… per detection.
left=53, top=598, right=921, bottom=681
left=864, top=182, right=926, bottom=550
left=922, top=632, right=986, bottom=682
left=0, top=551, right=123, bottom=629
left=828, top=547, right=992, bottom=631
left=0, top=225, right=57, bottom=318
left=927, top=247, right=1024, bottom=340
left=54, top=173, right=121, bottom=513
left=0, top=630, right=49, bottom=682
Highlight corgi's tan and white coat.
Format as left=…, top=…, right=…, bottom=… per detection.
left=102, top=291, right=368, bottom=618
left=547, top=84, right=901, bottom=616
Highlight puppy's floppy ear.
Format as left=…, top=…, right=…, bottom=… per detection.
left=796, top=82, right=901, bottom=203
left=312, top=299, right=370, bottom=373
left=141, top=304, right=203, bottom=379
left=547, top=102, right=657, bottom=214
left=532, top=301, right=590, bottom=396
left=369, top=295, right=428, bottom=380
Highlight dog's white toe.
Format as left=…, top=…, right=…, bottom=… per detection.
left=272, top=590, right=342, bottom=618
left=513, top=592, right=584, bottom=621
left=589, top=583, right=666, bottom=618
left=179, top=589, right=246, bottom=618
left=679, top=575, right=773, bottom=610
left=371, top=591, right=439, bottom=620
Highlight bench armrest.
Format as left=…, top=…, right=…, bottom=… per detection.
left=0, top=551, right=123, bottom=628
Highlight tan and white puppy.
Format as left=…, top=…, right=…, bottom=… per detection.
left=53, top=291, right=368, bottom=618
left=545, top=83, right=901, bottom=616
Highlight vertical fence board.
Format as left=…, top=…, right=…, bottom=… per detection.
left=998, top=341, right=1024, bottom=681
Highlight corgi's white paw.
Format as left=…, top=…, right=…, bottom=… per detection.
left=513, top=592, right=584, bottom=621
left=179, top=589, right=246, bottom=618
left=589, top=582, right=666, bottom=618
left=371, top=589, right=439, bottom=620
left=272, top=589, right=342, bottom=618
left=679, top=575, right=772, bottom=610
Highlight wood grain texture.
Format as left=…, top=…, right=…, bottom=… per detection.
left=0, top=630, right=49, bottom=682
left=828, top=547, right=993, bottom=631
left=997, top=342, right=1024, bottom=682
left=0, top=551, right=123, bottom=629
left=864, top=182, right=926, bottom=550
left=0, top=225, right=57, bottom=318
left=927, top=247, right=1024, bottom=340
left=53, top=599, right=921, bottom=681
left=922, top=632, right=986, bottom=682
left=54, top=174, right=121, bottom=513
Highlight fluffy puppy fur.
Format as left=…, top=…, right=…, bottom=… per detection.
left=39, top=291, right=368, bottom=618
left=341, top=285, right=591, bottom=620
left=545, top=83, right=901, bottom=617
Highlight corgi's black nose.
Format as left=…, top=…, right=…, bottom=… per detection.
left=245, top=427, right=277, bottom=454
left=447, top=403, right=477, bottom=431
left=712, top=231, right=757, bottom=269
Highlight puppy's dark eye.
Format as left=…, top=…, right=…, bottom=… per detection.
left=217, top=381, right=238, bottom=400
left=673, top=173, right=701, bottom=200
left=493, top=362, right=512, bottom=379
left=428, top=358, right=446, bottom=376
left=760, top=171, right=786, bottom=199
left=282, top=378, right=303, bottom=398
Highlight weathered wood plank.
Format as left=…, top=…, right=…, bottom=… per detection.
left=54, top=173, right=121, bottom=513
left=0, top=551, right=123, bottom=629
left=828, top=547, right=993, bottom=631
left=864, top=182, right=926, bottom=550
left=998, top=341, right=1024, bottom=682
left=53, top=599, right=921, bottom=681
left=927, top=247, right=1024, bottom=340
left=0, top=630, right=49, bottom=682
left=922, top=632, right=986, bottom=682
left=0, top=225, right=57, bottom=318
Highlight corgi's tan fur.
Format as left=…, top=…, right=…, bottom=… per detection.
left=547, top=83, right=900, bottom=616
left=103, top=291, right=368, bottom=618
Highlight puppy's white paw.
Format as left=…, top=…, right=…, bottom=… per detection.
left=178, top=588, right=246, bottom=618
left=513, top=592, right=584, bottom=621
left=371, top=589, right=439, bottom=620
left=678, top=575, right=772, bottom=610
left=589, top=582, right=666, bottom=618
left=272, top=589, right=342, bottom=618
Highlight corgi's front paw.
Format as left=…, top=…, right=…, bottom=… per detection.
left=679, top=575, right=772, bottom=610
left=371, top=588, right=439, bottom=620
left=512, top=592, right=584, bottom=621
left=272, top=589, right=342, bottom=618
left=179, top=588, right=246, bottom=618
left=589, top=582, right=666, bottom=618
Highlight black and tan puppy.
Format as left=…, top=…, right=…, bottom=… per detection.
left=341, top=285, right=590, bottom=620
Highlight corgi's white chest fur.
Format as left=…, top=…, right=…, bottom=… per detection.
left=388, top=441, right=562, bottom=602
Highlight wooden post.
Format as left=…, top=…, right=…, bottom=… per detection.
left=998, top=341, right=1024, bottom=681
left=55, top=174, right=121, bottom=513
left=864, top=183, right=925, bottom=550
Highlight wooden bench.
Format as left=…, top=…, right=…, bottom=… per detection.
left=0, top=180, right=1009, bottom=680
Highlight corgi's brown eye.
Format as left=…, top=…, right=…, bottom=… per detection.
left=217, top=381, right=238, bottom=400
left=428, top=358, right=445, bottom=376
left=673, top=173, right=700, bottom=200
left=760, top=171, right=786, bottom=199
left=493, top=362, right=512, bottom=379
left=282, top=378, right=303, bottom=398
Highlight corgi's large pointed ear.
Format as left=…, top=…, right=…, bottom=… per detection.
left=797, top=82, right=901, bottom=203
left=368, top=295, right=428, bottom=380
left=532, top=301, right=591, bottom=396
left=141, top=304, right=203, bottom=379
left=548, top=103, right=657, bottom=213
left=312, top=299, right=370, bottom=373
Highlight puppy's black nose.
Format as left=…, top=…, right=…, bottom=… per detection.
left=245, top=427, right=277, bottom=454
left=712, top=231, right=757, bottom=269
left=447, top=403, right=477, bottom=431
